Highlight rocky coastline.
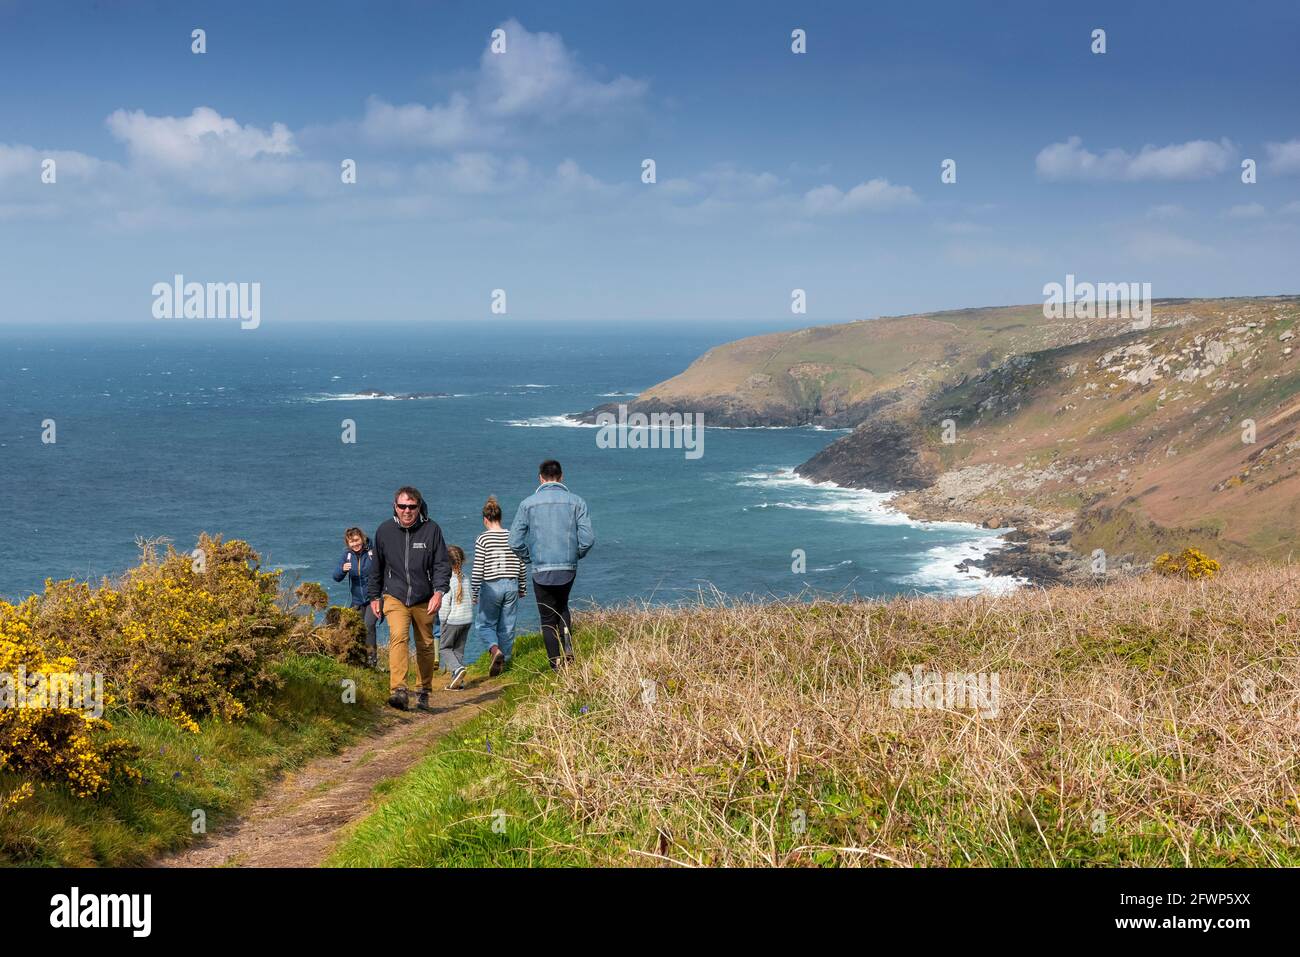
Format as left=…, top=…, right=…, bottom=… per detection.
left=571, top=398, right=1094, bottom=587
left=567, top=390, right=905, bottom=431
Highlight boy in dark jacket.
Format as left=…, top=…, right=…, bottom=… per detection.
left=367, top=486, right=451, bottom=711
left=333, top=527, right=380, bottom=668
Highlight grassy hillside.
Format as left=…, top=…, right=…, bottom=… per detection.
left=619, top=305, right=1137, bottom=427
left=597, top=296, right=1300, bottom=563
left=886, top=297, right=1300, bottom=563
left=328, top=566, right=1300, bottom=867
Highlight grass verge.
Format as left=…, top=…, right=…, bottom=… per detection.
left=328, top=629, right=627, bottom=867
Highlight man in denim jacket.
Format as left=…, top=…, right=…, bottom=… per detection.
left=508, top=459, right=595, bottom=669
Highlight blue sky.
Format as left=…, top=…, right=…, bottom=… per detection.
left=2, top=0, right=1298, bottom=325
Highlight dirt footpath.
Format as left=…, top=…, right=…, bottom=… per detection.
left=158, top=683, right=504, bottom=868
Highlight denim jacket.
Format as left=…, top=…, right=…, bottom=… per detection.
left=508, top=482, right=594, bottom=574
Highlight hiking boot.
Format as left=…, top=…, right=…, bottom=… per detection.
left=489, top=649, right=505, bottom=677
left=447, top=667, right=467, bottom=690
left=416, top=689, right=432, bottom=711
left=388, top=688, right=409, bottom=711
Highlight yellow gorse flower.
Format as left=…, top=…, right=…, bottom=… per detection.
left=6, top=534, right=297, bottom=797
left=1154, top=547, right=1221, bottom=580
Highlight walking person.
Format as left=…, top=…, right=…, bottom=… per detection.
left=439, top=545, right=473, bottom=689
left=472, top=496, right=527, bottom=676
left=508, top=460, right=594, bottom=670
left=332, top=527, right=381, bottom=668
left=367, top=486, right=451, bottom=711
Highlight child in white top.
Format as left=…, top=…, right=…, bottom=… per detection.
left=438, top=545, right=473, bottom=688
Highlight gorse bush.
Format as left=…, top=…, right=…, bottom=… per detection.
left=1, top=535, right=373, bottom=806
left=286, top=605, right=370, bottom=666
left=1154, top=547, right=1221, bottom=579
left=0, top=600, right=138, bottom=797
left=295, top=582, right=329, bottom=611
left=283, top=581, right=372, bottom=663
left=32, top=535, right=295, bottom=731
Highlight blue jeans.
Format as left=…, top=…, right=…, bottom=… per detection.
left=472, top=578, right=519, bottom=662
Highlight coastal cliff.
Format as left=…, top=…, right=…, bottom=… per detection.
left=575, top=297, right=1300, bottom=582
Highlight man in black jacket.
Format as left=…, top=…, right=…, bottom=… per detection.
left=367, top=486, right=451, bottom=711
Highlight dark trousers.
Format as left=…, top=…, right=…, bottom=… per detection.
left=533, top=578, right=574, bottom=665
left=352, top=602, right=381, bottom=664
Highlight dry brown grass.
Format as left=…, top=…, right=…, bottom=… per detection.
left=506, top=567, right=1300, bottom=866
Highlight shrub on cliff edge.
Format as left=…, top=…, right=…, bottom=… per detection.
left=29, top=534, right=294, bottom=731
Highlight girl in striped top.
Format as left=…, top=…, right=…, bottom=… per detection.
left=473, top=495, right=526, bottom=675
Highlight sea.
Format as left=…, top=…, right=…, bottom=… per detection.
left=0, top=319, right=1016, bottom=641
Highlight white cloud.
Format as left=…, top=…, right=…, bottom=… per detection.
left=653, top=164, right=782, bottom=207
left=0, top=21, right=649, bottom=219
left=478, top=19, right=646, bottom=118
left=0, top=142, right=111, bottom=184
left=1265, top=138, right=1300, bottom=175
left=803, top=177, right=919, bottom=215
left=613, top=163, right=790, bottom=226
left=103, top=106, right=314, bottom=199
left=106, top=106, right=295, bottom=168
left=362, top=19, right=646, bottom=149
left=409, top=152, right=533, bottom=194
left=0, top=143, right=134, bottom=222
left=1035, top=136, right=1236, bottom=181
left=554, top=158, right=617, bottom=194
left=359, top=94, right=487, bottom=149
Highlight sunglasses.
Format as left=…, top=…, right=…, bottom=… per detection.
left=394, top=502, right=420, bottom=511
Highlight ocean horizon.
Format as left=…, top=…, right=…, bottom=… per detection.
left=0, top=319, right=1016, bottom=623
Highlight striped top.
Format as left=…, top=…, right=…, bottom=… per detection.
left=472, top=529, right=527, bottom=600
